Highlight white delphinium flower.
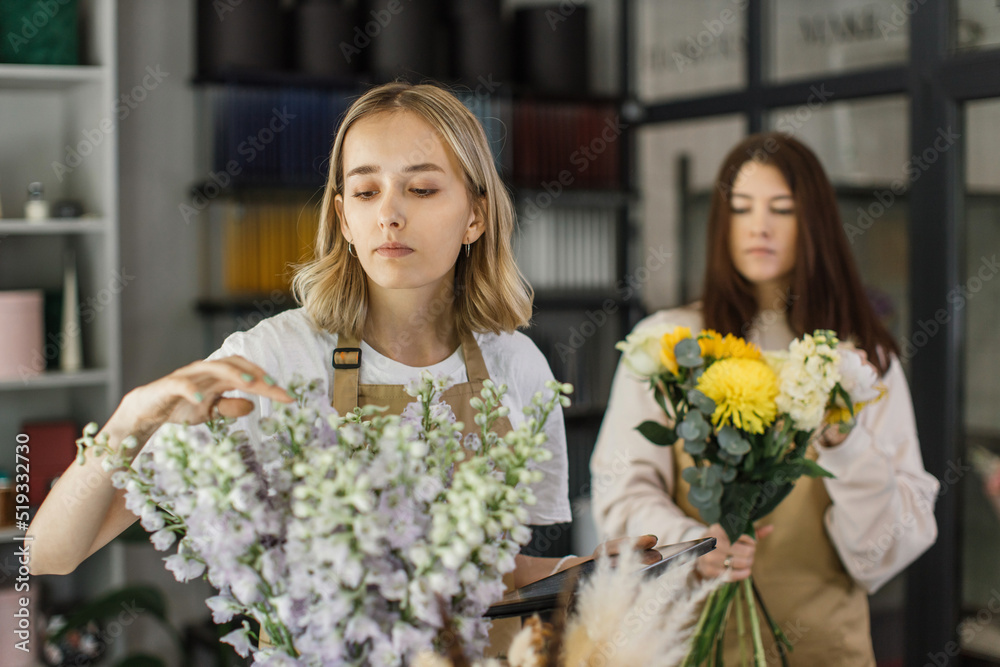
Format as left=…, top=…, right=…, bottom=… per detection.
left=774, top=331, right=841, bottom=431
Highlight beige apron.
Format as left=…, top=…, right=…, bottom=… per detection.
left=673, top=442, right=875, bottom=665
left=332, top=329, right=522, bottom=659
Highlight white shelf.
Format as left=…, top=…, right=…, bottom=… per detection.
left=0, top=64, right=106, bottom=89
left=0, top=219, right=108, bottom=234
left=0, top=369, right=110, bottom=391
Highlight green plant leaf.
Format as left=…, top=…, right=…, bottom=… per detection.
left=791, top=459, right=835, bottom=479
left=678, top=410, right=710, bottom=442
left=683, top=437, right=706, bottom=456
left=687, top=389, right=716, bottom=415
left=681, top=466, right=702, bottom=485
left=635, top=420, right=677, bottom=446
left=675, top=338, right=705, bottom=368
left=718, top=426, right=751, bottom=456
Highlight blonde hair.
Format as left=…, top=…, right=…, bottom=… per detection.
left=291, top=81, right=532, bottom=338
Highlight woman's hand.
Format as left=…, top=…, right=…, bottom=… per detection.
left=695, top=523, right=774, bottom=581
left=110, top=356, right=293, bottom=447
left=593, top=534, right=663, bottom=567
left=26, top=356, right=294, bottom=576
left=820, top=347, right=878, bottom=448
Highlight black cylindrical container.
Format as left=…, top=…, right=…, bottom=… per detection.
left=197, top=0, right=288, bottom=76
left=450, top=0, right=508, bottom=86
left=367, top=0, right=445, bottom=81
left=294, top=0, right=362, bottom=78
left=514, top=5, right=589, bottom=95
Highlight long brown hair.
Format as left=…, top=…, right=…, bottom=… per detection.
left=702, top=132, right=899, bottom=374
left=292, top=81, right=532, bottom=338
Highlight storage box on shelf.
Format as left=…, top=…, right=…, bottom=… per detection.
left=0, top=0, right=123, bottom=610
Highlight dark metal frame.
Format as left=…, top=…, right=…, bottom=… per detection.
left=624, top=0, right=1000, bottom=663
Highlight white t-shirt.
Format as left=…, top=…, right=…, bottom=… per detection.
left=199, top=308, right=572, bottom=525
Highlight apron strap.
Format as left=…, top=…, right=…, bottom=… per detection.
left=332, top=329, right=490, bottom=412
left=458, top=328, right=490, bottom=383
left=332, top=332, right=362, bottom=413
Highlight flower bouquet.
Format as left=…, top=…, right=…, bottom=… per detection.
left=616, top=326, right=882, bottom=666
left=76, top=373, right=571, bottom=666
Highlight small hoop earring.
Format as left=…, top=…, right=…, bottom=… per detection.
left=465, top=243, right=470, bottom=257
left=348, top=242, right=357, bottom=257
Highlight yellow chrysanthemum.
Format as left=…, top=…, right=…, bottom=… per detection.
left=659, top=326, right=693, bottom=375
left=698, top=329, right=762, bottom=361
left=696, top=358, right=779, bottom=434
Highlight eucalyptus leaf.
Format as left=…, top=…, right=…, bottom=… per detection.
left=689, top=485, right=716, bottom=506
left=703, top=464, right=723, bottom=486
left=720, top=466, right=737, bottom=483
left=718, top=449, right=744, bottom=466
left=699, top=504, right=722, bottom=525
left=681, top=466, right=702, bottom=484
left=687, top=389, right=716, bottom=415
left=683, top=437, right=706, bottom=456
left=675, top=338, right=704, bottom=368
left=678, top=410, right=711, bottom=442
left=718, top=426, right=751, bottom=456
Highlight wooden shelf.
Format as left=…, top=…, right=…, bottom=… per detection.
left=0, top=219, right=108, bottom=234
left=0, top=64, right=106, bottom=89
left=0, top=369, right=110, bottom=391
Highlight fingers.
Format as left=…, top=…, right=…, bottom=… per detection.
left=695, top=523, right=772, bottom=581
left=593, top=535, right=660, bottom=562
left=215, top=397, right=255, bottom=419
left=639, top=549, right=663, bottom=565
left=633, top=534, right=658, bottom=551
left=189, top=356, right=294, bottom=405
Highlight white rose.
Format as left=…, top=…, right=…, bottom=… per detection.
left=615, top=323, right=675, bottom=378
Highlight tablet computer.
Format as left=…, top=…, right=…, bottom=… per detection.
left=485, top=537, right=717, bottom=619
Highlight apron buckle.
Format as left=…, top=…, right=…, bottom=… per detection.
left=332, top=347, right=361, bottom=369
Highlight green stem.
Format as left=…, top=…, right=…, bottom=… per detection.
left=736, top=583, right=747, bottom=667
left=683, top=588, right=717, bottom=666
left=742, top=578, right=766, bottom=667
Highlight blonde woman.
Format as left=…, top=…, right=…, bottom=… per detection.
left=28, top=83, right=656, bottom=627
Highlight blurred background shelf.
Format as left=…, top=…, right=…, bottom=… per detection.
left=0, top=63, right=105, bottom=88
left=0, top=219, right=108, bottom=234
left=0, top=369, right=111, bottom=392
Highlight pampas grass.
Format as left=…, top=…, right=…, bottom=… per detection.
left=418, top=548, right=721, bottom=667
left=547, top=547, right=720, bottom=667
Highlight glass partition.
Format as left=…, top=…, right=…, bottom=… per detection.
left=953, top=0, right=1000, bottom=52
left=769, top=0, right=908, bottom=81
left=960, top=97, right=1000, bottom=662
left=633, top=0, right=746, bottom=102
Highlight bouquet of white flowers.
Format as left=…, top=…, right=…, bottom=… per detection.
left=76, top=373, right=571, bottom=666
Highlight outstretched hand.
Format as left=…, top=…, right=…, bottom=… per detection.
left=112, top=356, right=293, bottom=444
